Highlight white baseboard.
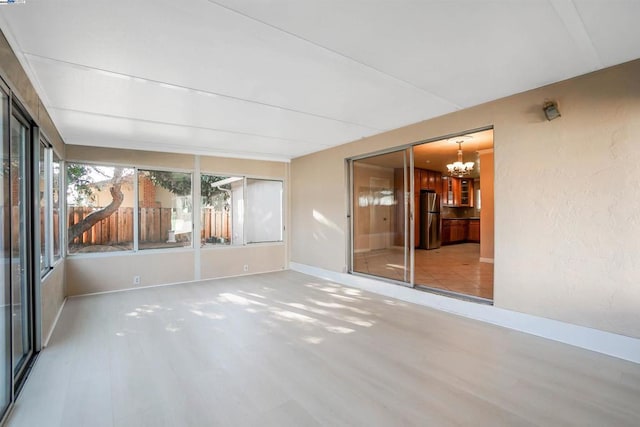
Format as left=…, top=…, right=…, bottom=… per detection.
left=43, top=297, right=67, bottom=348
left=289, top=262, right=640, bottom=364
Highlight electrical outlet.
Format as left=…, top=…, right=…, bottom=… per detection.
left=243, top=264, right=249, bottom=272
left=133, top=275, right=141, bottom=285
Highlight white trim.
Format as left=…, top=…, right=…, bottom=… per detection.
left=479, top=257, right=494, bottom=264
left=193, top=155, right=201, bottom=281
left=289, top=262, right=640, bottom=364
left=43, top=297, right=67, bottom=348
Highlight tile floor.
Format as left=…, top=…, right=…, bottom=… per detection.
left=354, top=243, right=494, bottom=299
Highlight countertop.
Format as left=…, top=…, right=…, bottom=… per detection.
left=442, top=217, right=480, bottom=220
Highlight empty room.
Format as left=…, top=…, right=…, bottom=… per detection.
left=0, top=1, right=639, bottom=426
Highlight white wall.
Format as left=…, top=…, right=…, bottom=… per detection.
left=290, top=59, right=640, bottom=339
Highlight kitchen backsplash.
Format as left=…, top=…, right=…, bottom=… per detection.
left=442, top=206, right=480, bottom=218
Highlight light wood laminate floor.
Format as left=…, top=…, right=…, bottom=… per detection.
left=8, top=271, right=639, bottom=426
left=354, top=243, right=494, bottom=299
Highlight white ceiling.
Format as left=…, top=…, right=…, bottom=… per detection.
left=0, top=1, right=639, bottom=162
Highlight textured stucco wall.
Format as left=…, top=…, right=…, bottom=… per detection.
left=290, top=59, right=640, bottom=338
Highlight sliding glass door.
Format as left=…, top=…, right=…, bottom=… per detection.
left=0, top=85, right=12, bottom=419
left=0, top=84, right=41, bottom=422
left=10, top=110, right=33, bottom=380
left=350, top=148, right=413, bottom=284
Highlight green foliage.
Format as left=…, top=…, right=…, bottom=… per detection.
left=200, top=175, right=230, bottom=200
left=145, top=170, right=191, bottom=196
left=67, top=165, right=232, bottom=205
left=66, top=163, right=94, bottom=205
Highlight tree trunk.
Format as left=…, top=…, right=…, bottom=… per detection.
left=68, top=169, right=125, bottom=243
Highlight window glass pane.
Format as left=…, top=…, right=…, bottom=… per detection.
left=39, top=144, right=48, bottom=273
left=52, top=152, right=61, bottom=261
left=10, top=114, right=31, bottom=376
left=246, top=179, right=283, bottom=243
left=0, top=89, right=11, bottom=416
left=66, top=163, right=135, bottom=254
left=138, top=170, right=192, bottom=249
left=200, top=175, right=242, bottom=246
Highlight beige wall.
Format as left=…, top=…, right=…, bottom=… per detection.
left=479, top=150, right=494, bottom=261
left=200, top=245, right=286, bottom=279
left=41, top=262, right=65, bottom=345
left=65, top=146, right=289, bottom=295
left=66, top=251, right=195, bottom=295
left=291, top=59, right=640, bottom=338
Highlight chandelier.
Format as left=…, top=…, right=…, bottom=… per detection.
left=446, top=137, right=474, bottom=177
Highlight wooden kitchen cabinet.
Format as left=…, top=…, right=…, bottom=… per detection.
left=441, top=220, right=451, bottom=243
left=442, top=176, right=459, bottom=206
left=452, top=220, right=468, bottom=242
left=416, top=168, right=441, bottom=192
left=457, top=178, right=474, bottom=207
left=442, top=219, right=468, bottom=244
left=442, top=176, right=473, bottom=207
left=468, top=219, right=480, bottom=242
left=419, top=169, right=428, bottom=191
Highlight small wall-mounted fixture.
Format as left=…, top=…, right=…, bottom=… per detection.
left=543, top=101, right=561, bottom=121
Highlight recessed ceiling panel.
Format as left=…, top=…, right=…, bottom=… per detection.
left=0, top=0, right=638, bottom=161
left=211, top=0, right=596, bottom=107
left=27, top=55, right=378, bottom=150
left=54, top=109, right=322, bottom=160
left=573, top=0, right=640, bottom=66
left=0, top=0, right=457, bottom=129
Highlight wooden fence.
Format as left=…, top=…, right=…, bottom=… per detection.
left=68, top=207, right=137, bottom=245
left=67, top=207, right=231, bottom=246
left=202, top=208, right=231, bottom=242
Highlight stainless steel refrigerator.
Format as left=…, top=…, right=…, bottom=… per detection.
left=419, top=190, right=441, bottom=249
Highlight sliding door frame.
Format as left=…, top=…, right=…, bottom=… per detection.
left=347, top=146, right=415, bottom=287
left=346, top=125, right=494, bottom=293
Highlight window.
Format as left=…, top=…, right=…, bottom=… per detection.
left=66, top=163, right=135, bottom=254
left=51, top=152, right=61, bottom=261
left=246, top=178, right=283, bottom=243
left=200, top=174, right=243, bottom=246
left=138, top=169, right=192, bottom=249
left=39, top=144, right=62, bottom=272
left=39, top=142, right=48, bottom=274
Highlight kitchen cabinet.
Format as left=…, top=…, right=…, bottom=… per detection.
left=442, top=218, right=479, bottom=245
left=441, top=220, right=451, bottom=243
left=416, top=168, right=441, bottom=193
left=442, top=176, right=456, bottom=206
left=451, top=220, right=468, bottom=243
left=442, top=219, right=467, bottom=244
left=442, top=176, right=474, bottom=207
left=468, top=219, right=480, bottom=242
left=458, top=178, right=474, bottom=207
